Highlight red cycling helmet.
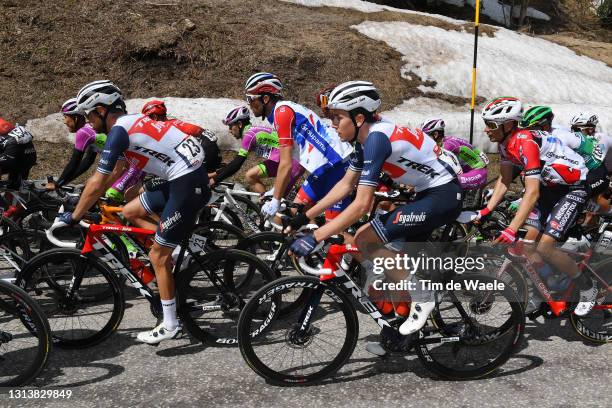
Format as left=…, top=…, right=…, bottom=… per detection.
left=0, top=118, right=15, bottom=135
left=141, top=100, right=167, bottom=117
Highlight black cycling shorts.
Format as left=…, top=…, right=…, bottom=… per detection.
left=139, top=167, right=211, bottom=248
left=370, top=181, right=463, bottom=243
left=525, top=185, right=587, bottom=241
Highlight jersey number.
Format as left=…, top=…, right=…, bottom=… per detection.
left=175, top=137, right=203, bottom=168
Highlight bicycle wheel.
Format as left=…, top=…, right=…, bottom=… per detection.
left=238, top=275, right=359, bottom=385
left=176, top=249, right=276, bottom=345
left=193, top=221, right=246, bottom=251
left=0, top=280, right=51, bottom=386
left=570, top=258, right=612, bottom=343
left=15, top=248, right=125, bottom=348
left=419, top=274, right=524, bottom=379
left=233, top=195, right=264, bottom=233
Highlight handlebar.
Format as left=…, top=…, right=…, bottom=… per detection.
left=46, top=220, right=78, bottom=248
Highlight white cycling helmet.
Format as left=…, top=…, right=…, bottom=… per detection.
left=327, top=81, right=381, bottom=113
left=244, top=72, right=283, bottom=96
left=61, top=98, right=81, bottom=116
left=420, top=118, right=445, bottom=134
left=570, top=112, right=599, bottom=128
left=76, top=80, right=124, bottom=114
left=481, top=97, right=523, bottom=123
left=223, top=106, right=250, bottom=125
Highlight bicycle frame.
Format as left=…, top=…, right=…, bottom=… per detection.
left=213, top=188, right=262, bottom=232
left=497, top=245, right=611, bottom=316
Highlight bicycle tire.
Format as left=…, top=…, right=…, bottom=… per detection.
left=15, top=248, right=125, bottom=348
left=0, top=280, right=52, bottom=386
left=570, top=258, right=612, bottom=343
left=419, top=274, right=524, bottom=379
left=176, top=248, right=276, bottom=346
left=238, top=275, right=359, bottom=385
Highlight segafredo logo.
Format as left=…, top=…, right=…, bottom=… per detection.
left=392, top=211, right=426, bottom=224
left=160, top=211, right=181, bottom=231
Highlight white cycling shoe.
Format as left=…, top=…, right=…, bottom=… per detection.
left=574, top=280, right=598, bottom=317
left=136, top=323, right=182, bottom=344
left=399, top=301, right=436, bottom=335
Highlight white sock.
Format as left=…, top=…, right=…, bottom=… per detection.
left=161, top=298, right=179, bottom=331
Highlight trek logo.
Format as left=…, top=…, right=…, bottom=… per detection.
left=396, top=157, right=440, bottom=178
left=133, top=146, right=176, bottom=166
left=160, top=211, right=182, bottom=232
left=392, top=211, right=426, bottom=224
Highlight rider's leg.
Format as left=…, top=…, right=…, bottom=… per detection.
left=122, top=196, right=159, bottom=230
left=148, top=242, right=177, bottom=327
left=245, top=165, right=266, bottom=194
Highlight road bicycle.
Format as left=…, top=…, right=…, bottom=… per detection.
left=0, top=279, right=51, bottom=386
left=15, top=215, right=276, bottom=348
left=237, top=237, right=525, bottom=384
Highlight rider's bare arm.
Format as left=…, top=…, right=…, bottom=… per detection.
left=272, top=145, right=293, bottom=201
left=485, top=162, right=513, bottom=211
left=73, top=171, right=113, bottom=219
left=313, top=184, right=376, bottom=242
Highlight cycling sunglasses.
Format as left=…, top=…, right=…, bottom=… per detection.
left=484, top=121, right=500, bottom=130
left=245, top=94, right=261, bottom=104
left=319, top=93, right=329, bottom=110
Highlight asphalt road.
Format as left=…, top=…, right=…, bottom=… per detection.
left=1, top=291, right=609, bottom=408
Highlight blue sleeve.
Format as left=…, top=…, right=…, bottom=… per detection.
left=97, top=125, right=129, bottom=174
left=348, top=143, right=363, bottom=172
left=358, top=131, right=392, bottom=187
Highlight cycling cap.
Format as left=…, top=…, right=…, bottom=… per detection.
left=223, top=106, right=250, bottom=126
left=327, top=81, right=381, bottom=113
left=61, top=98, right=82, bottom=116
left=570, top=112, right=598, bottom=128
left=141, top=100, right=167, bottom=117
left=244, top=72, right=283, bottom=96
left=519, top=105, right=554, bottom=129
left=420, top=118, right=445, bottom=134
left=481, top=97, right=523, bottom=123
left=76, top=80, right=124, bottom=114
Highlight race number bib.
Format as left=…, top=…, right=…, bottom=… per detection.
left=175, top=136, right=204, bottom=168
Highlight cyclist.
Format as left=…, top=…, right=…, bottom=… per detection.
left=288, top=81, right=462, bottom=342
left=520, top=107, right=611, bottom=211
left=420, top=117, right=488, bottom=190
left=211, top=106, right=303, bottom=194
left=244, top=72, right=354, bottom=220
left=141, top=100, right=222, bottom=174
left=61, top=80, right=210, bottom=344
left=477, top=97, right=597, bottom=316
left=50, top=98, right=144, bottom=203
left=0, top=119, right=37, bottom=190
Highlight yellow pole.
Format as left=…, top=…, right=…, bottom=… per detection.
left=469, top=0, right=481, bottom=144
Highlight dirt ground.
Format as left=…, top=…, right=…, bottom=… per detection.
left=1, top=0, right=608, bottom=189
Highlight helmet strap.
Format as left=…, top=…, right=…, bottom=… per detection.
left=348, top=111, right=361, bottom=144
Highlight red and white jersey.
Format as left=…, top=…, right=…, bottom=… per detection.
left=354, top=120, right=457, bottom=192
left=499, top=129, right=586, bottom=186
left=108, top=114, right=204, bottom=181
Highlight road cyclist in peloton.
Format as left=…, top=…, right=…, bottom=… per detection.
left=58, top=80, right=211, bottom=344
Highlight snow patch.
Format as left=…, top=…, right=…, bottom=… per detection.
left=280, top=0, right=464, bottom=24
left=26, top=97, right=271, bottom=151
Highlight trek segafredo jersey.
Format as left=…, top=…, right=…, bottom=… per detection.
left=97, top=114, right=204, bottom=181
left=351, top=120, right=457, bottom=192
left=272, top=101, right=353, bottom=177
left=499, top=129, right=586, bottom=186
